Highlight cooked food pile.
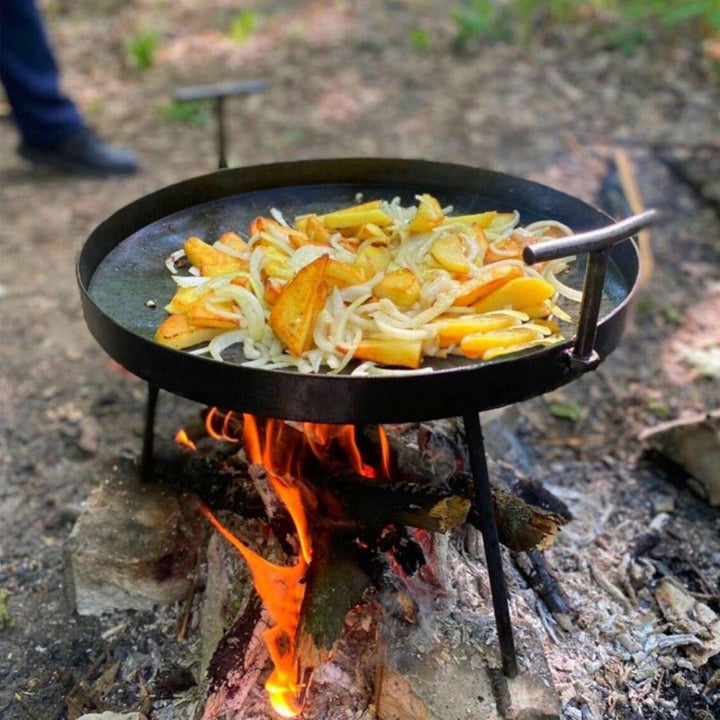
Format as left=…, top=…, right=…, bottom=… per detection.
left=155, top=194, right=581, bottom=374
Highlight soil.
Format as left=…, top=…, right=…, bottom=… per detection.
left=1, top=2, right=719, bottom=719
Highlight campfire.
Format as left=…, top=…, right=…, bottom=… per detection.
left=164, top=408, right=571, bottom=718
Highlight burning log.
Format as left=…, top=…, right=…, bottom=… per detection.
left=295, top=529, right=372, bottom=678
left=359, top=421, right=569, bottom=552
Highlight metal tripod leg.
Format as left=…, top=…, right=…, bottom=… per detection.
left=463, top=410, right=518, bottom=678
left=140, top=383, right=159, bottom=483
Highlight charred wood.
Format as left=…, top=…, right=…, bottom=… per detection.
left=513, top=550, right=573, bottom=632
left=207, top=594, right=263, bottom=691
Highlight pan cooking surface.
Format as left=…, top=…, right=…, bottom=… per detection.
left=78, top=159, right=639, bottom=421
left=88, top=182, right=629, bottom=371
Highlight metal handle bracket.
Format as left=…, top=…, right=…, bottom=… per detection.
left=524, top=209, right=660, bottom=368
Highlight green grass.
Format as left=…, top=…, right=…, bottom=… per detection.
left=409, top=28, right=432, bottom=52
left=450, top=0, right=720, bottom=52
left=157, top=99, right=212, bottom=126
left=125, top=29, right=158, bottom=71
left=229, top=10, right=259, bottom=45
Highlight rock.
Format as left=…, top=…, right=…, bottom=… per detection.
left=65, top=465, right=203, bottom=615
left=654, top=577, right=720, bottom=667
left=639, top=411, right=720, bottom=506
left=77, top=415, right=102, bottom=455
left=507, top=671, right=562, bottom=720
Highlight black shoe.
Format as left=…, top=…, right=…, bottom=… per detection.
left=19, top=127, right=139, bottom=176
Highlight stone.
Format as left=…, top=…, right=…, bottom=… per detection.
left=507, top=671, right=561, bottom=720
left=640, top=411, right=720, bottom=506
left=65, top=465, right=203, bottom=615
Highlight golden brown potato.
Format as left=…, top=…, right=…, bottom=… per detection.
left=472, top=277, right=555, bottom=313
left=269, top=255, right=330, bottom=356
left=372, top=269, right=421, bottom=308
left=353, top=337, right=423, bottom=368
left=184, top=236, right=247, bottom=277
left=154, top=313, right=225, bottom=349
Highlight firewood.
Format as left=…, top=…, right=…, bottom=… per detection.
left=361, top=423, right=568, bottom=551
left=295, top=529, right=372, bottom=674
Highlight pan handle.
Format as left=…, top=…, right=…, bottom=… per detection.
left=523, top=209, right=660, bottom=370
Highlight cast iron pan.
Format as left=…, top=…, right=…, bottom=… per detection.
left=77, top=158, right=640, bottom=423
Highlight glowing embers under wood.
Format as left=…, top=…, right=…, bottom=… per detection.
left=190, top=412, right=393, bottom=717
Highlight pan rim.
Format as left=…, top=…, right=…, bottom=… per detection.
left=77, top=157, right=640, bottom=422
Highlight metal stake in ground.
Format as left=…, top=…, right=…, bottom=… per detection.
left=173, top=79, right=268, bottom=169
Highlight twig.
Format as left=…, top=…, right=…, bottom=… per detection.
left=614, top=148, right=653, bottom=290
left=589, top=563, right=633, bottom=614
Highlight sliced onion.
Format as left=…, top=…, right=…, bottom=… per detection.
left=372, top=313, right=435, bottom=340
left=329, top=328, right=361, bottom=375
left=173, top=275, right=211, bottom=288
left=215, top=285, right=266, bottom=340
left=270, top=207, right=289, bottom=227
left=290, top=245, right=331, bottom=272
left=545, top=266, right=583, bottom=302
left=165, top=249, right=185, bottom=274
left=212, top=241, right=249, bottom=259
left=339, top=272, right=383, bottom=302
left=208, top=330, right=246, bottom=361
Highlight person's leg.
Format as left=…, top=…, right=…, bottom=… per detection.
left=0, top=0, right=138, bottom=174
left=0, top=0, right=84, bottom=147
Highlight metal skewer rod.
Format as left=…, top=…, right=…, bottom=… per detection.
left=463, top=410, right=518, bottom=678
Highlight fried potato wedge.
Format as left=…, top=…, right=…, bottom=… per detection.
left=408, top=193, right=444, bottom=236
left=165, top=285, right=203, bottom=314
left=219, top=231, right=248, bottom=253
left=154, top=313, right=225, bottom=349
left=460, top=326, right=542, bottom=359
left=372, top=269, right=421, bottom=308
left=316, top=207, right=393, bottom=231
left=441, top=210, right=497, bottom=229
left=437, top=313, right=519, bottom=348
left=269, top=255, right=330, bottom=356
left=325, top=258, right=365, bottom=288
left=186, top=294, right=238, bottom=329
left=472, top=277, right=555, bottom=313
left=250, top=217, right=308, bottom=248
left=431, top=232, right=470, bottom=275
left=184, top=236, right=247, bottom=277
left=353, top=337, right=423, bottom=369
left=355, top=245, right=391, bottom=280
left=453, top=265, right=523, bottom=306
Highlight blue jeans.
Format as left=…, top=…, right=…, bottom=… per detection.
left=0, top=0, right=84, bottom=147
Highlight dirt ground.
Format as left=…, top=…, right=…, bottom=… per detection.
left=1, top=2, right=719, bottom=719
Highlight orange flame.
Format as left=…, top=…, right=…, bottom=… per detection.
left=193, top=497, right=307, bottom=717
left=191, top=411, right=391, bottom=716
left=174, top=428, right=197, bottom=451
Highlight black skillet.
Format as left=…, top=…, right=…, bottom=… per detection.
left=77, top=158, right=654, bottom=424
